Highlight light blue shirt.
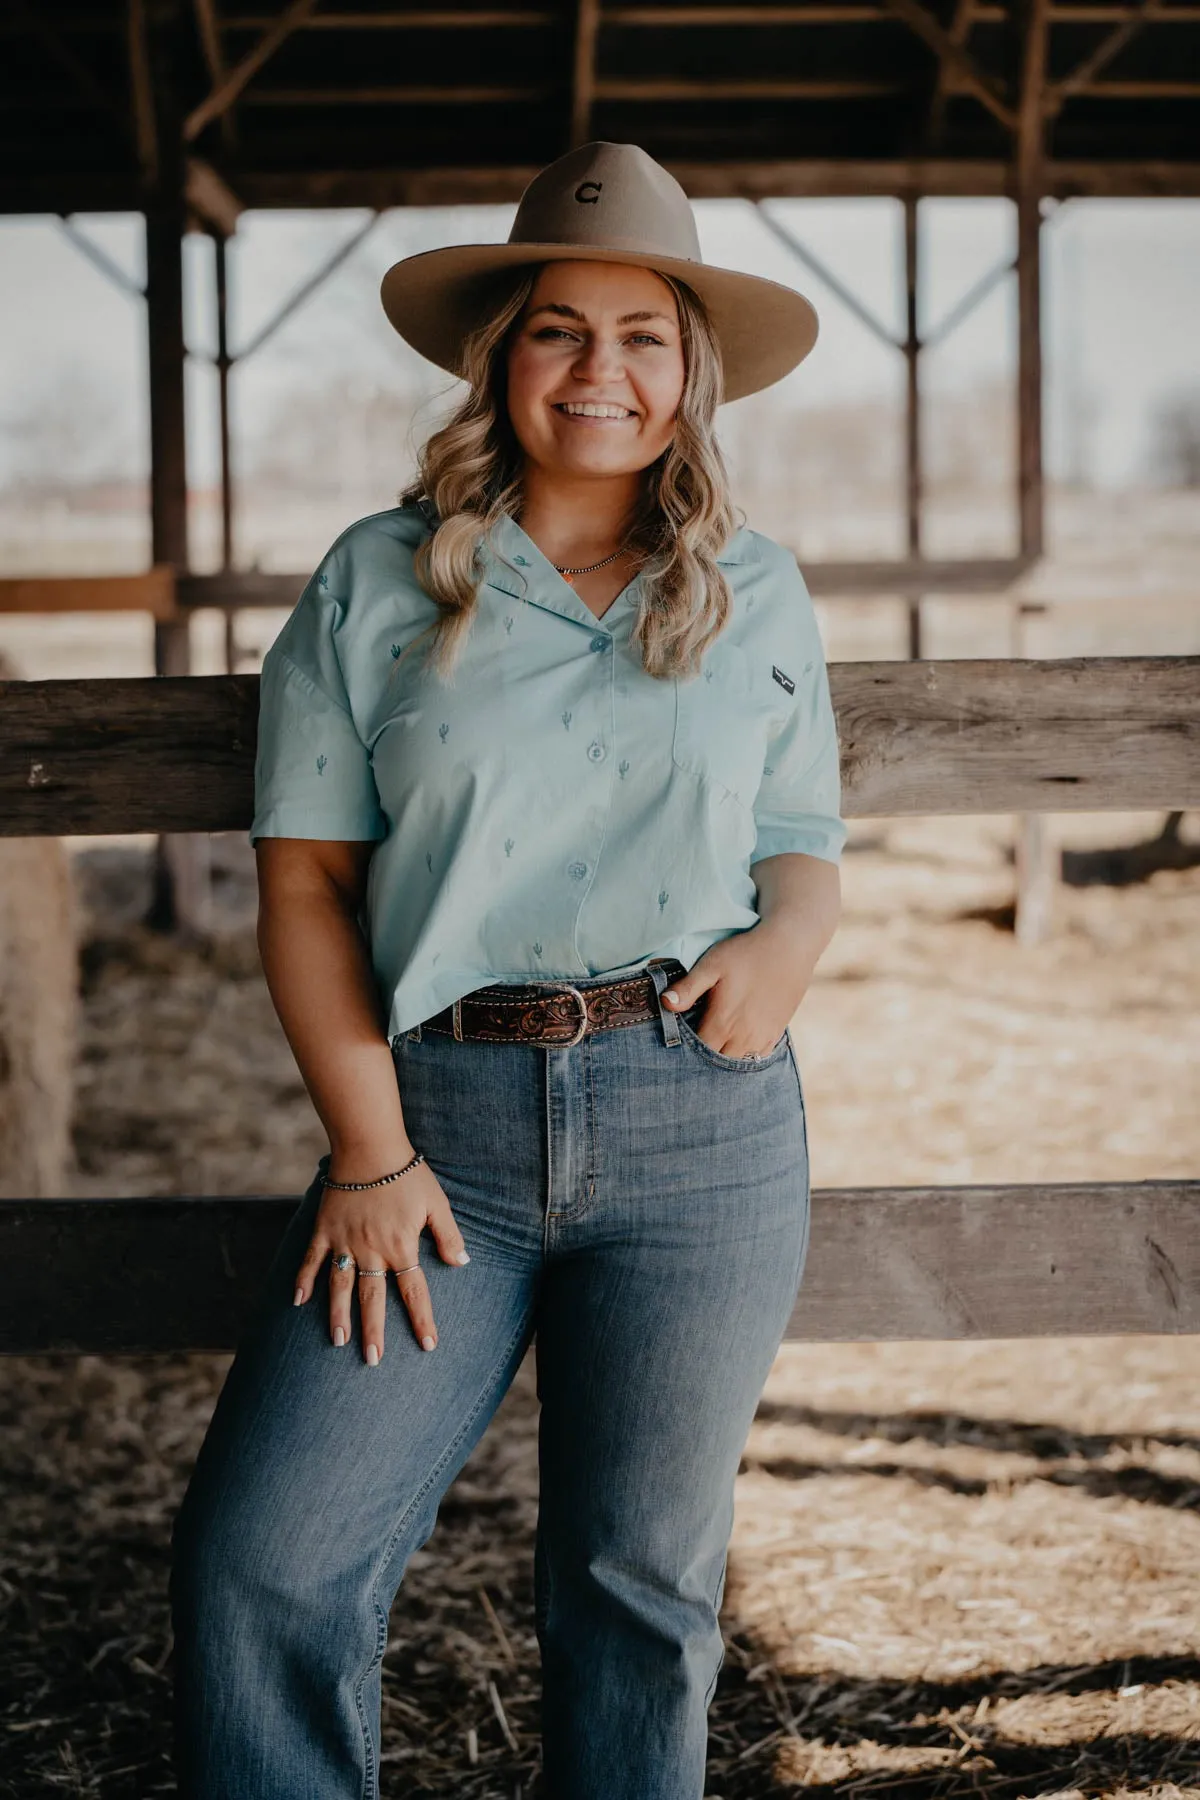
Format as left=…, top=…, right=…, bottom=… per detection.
left=250, top=501, right=845, bottom=1038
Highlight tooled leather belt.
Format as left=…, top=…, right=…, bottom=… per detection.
left=422, top=959, right=687, bottom=1047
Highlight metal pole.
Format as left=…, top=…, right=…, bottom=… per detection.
left=1016, top=0, right=1047, bottom=561
left=904, top=192, right=925, bottom=660
left=1013, top=0, right=1051, bottom=941
left=214, top=229, right=238, bottom=673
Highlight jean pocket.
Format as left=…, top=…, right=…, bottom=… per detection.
left=671, top=639, right=767, bottom=807
left=676, top=1006, right=791, bottom=1072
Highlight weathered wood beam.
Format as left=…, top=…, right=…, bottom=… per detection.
left=0, top=659, right=1196, bottom=837
left=193, top=0, right=228, bottom=88
left=925, top=0, right=977, bottom=150
left=1016, top=0, right=1048, bottom=562
left=790, top=1181, right=1200, bottom=1341
left=211, top=3, right=1200, bottom=20
left=2, top=1182, right=1196, bottom=1353
left=185, top=156, right=244, bottom=236
left=205, top=2, right=1200, bottom=18
left=879, top=0, right=1018, bottom=132
left=184, top=0, right=323, bottom=143
left=4, top=1, right=1195, bottom=26
left=241, top=79, right=904, bottom=105
left=144, top=6, right=207, bottom=931
left=1044, top=0, right=1164, bottom=116
left=126, top=0, right=158, bottom=184
left=0, top=676, right=259, bottom=837
left=806, top=556, right=1034, bottom=594
left=570, top=0, right=600, bottom=149
left=222, top=5, right=555, bottom=21
left=174, top=555, right=1035, bottom=607
left=191, top=0, right=241, bottom=155
left=6, top=162, right=1200, bottom=214
left=0, top=573, right=175, bottom=620
left=2, top=557, right=1032, bottom=621
left=835, top=657, right=1200, bottom=817
left=1063, top=79, right=1200, bottom=96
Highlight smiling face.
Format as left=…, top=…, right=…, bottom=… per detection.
left=503, top=260, right=686, bottom=484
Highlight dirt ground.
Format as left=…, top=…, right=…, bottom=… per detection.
left=2, top=810, right=1199, bottom=1797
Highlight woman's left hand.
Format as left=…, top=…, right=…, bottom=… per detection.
left=659, top=919, right=817, bottom=1059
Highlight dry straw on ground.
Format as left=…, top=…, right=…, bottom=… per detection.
left=2, top=820, right=1198, bottom=1797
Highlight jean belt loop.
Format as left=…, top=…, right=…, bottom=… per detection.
left=647, top=959, right=683, bottom=1048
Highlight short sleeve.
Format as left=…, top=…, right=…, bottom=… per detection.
left=750, top=560, right=846, bottom=867
left=249, top=542, right=387, bottom=845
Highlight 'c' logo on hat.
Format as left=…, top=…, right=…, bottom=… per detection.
left=574, top=181, right=602, bottom=204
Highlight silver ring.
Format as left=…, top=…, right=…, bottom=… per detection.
left=395, top=1261, right=420, bottom=1275
left=358, top=1266, right=388, bottom=1277
left=331, top=1251, right=356, bottom=1272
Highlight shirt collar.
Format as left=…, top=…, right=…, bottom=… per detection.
left=473, top=510, right=760, bottom=632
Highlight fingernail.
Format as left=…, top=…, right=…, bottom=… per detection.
left=293, top=1287, right=304, bottom=1306
left=366, top=1343, right=380, bottom=1366
left=333, top=1325, right=345, bottom=1347
left=664, top=989, right=679, bottom=1005
left=421, top=1335, right=436, bottom=1351
left=455, top=1250, right=471, bottom=1265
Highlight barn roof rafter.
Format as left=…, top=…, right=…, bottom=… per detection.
left=2, top=0, right=1197, bottom=214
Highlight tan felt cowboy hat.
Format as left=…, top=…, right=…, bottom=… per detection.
left=380, top=140, right=819, bottom=405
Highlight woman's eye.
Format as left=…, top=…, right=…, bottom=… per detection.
left=533, top=328, right=664, bottom=347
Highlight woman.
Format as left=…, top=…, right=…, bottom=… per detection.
left=169, top=140, right=845, bottom=1800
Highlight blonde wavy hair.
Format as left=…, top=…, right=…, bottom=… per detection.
left=395, top=261, right=742, bottom=684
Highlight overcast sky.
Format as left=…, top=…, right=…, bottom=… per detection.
left=0, top=195, right=1196, bottom=490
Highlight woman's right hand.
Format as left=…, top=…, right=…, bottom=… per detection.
left=292, top=1155, right=470, bottom=1365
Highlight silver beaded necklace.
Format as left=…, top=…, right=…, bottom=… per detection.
left=552, top=546, right=627, bottom=587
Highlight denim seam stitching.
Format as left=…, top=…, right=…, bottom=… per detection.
left=546, top=1034, right=609, bottom=1226
left=353, top=1307, right=533, bottom=1797
left=585, top=1036, right=597, bottom=1207
left=788, top=1036, right=813, bottom=1281
left=676, top=1010, right=791, bottom=1073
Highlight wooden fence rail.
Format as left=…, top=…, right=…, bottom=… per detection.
left=2, top=660, right=1196, bottom=1352
left=2, top=657, right=1198, bottom=836
left=2, top=1183, right=1196, bottom=1354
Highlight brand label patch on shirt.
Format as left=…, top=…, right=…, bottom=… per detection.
left=771, top=664, right=796, bottom=694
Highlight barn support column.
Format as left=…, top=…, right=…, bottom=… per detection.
left=144, top=2, right=210, bottom=934
left=903, top=192, right=925, bottom=660
left=214, top=228, right=238, bottom=672
left=1014, top=0, right=1052, bottom=944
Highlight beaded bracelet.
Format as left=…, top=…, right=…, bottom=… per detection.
left=321, top=1151, right=426, bottom=1192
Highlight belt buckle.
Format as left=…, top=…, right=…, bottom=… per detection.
left=550, top=983, right=590, bottom=1048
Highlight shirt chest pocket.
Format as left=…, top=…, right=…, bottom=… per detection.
left=671, top=639, right=770, bottom=808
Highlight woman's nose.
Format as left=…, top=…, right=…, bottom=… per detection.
left=572, top=336, right=624, bottom=382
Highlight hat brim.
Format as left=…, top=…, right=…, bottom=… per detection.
left=379, top=241, right=818, bottom=405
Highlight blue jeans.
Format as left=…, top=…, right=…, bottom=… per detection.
left=169, top=963, right=811, bottom=1800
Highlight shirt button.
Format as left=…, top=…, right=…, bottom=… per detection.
left=590, top=634, right=608, bottom=652
left=567, top=860, right=588, bottom=880
left=587, top=741, right=606, bottom=762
